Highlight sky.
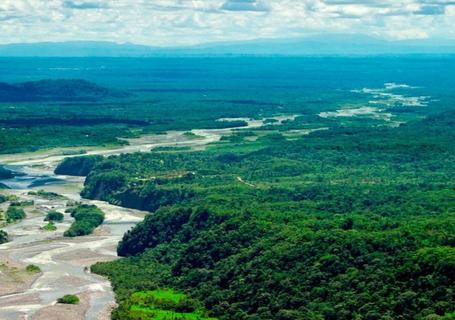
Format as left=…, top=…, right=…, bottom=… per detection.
left=0, top=0, right=454, bottom=46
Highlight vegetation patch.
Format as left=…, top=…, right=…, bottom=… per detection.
left=10, top=200, right=34, bottom=207
left=41, top=221, right=57, bottom=231
left=57, top=294, right=80, bottom=305
left=5, top=205, right=26, bottom=223
left=44, top=211, right=64, bottom=222
left=0, top=230, right=8, bottom=244
left=0, top=79, right=129, bottom=102
left=28, top=189, right=65, bottom=200
left=126, top=290, right=216, bottom=320
left=91, top=111, right=455, bottom=320
left=182, top=131, right=204, bottom=140
left=64, top=204, right=104, bottom=237
left=25, top=264, right=41, bottom=273
left=54, top=155, right=103, bottom=176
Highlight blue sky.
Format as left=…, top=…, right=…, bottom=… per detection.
left=0, top=0, right=454, bottom=45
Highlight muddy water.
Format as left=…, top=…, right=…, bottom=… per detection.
left=0, top=116, right=296, bottom=319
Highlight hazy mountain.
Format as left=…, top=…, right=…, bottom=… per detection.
left=0, top=35, right=454, bottom=57
left=187, top=35, right=455, bottom=55
left=0, top=41, right=159, bottom=57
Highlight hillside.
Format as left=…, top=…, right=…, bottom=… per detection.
left=63, top=110, right=455, bottom=320
left=0, top=79, right=128, bottom=102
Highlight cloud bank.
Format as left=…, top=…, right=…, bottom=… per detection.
left=0, top=0, right=454, bottom=45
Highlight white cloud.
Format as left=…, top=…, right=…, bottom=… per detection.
left=0, top=0, right=453, bottom=45
left=384, top=28, right=429, bottom=40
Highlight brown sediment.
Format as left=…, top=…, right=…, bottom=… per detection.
left=92, top=291, right=117, bottom=320
left=0, top=117, right=291, bottom=319
left=32, top=292, right=91, bottom=320
left=0, top=292, right=41, bottom=307
left=96, top=302, right=116, bottom=320
left=91, top=225, right=112, bottom=236
left=0, top=257, right=42, bottom=297
left=53, top=247, right=117, bottom=267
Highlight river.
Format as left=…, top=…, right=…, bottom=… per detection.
left=0, top=116, right=296, bottom=320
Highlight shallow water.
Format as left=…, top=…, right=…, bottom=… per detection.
left=0, top=117, right=283, bottom=319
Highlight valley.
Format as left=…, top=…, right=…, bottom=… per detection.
left=0, top=117, right=286, bottom=319
left=0, top=56, right=454, bottom=320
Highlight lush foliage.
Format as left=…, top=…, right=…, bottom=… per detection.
left=0, top=194, right=7, bottom=203
left=124, top=289, right=216, bottom=320
left=0, top=124, right=132, bottom=154
left=6, top=205, right=26, bottom=223
left=26, top=264, right=41, bottom=273
left=63, top=204, right=104, bottom=237
left=89, top=110, right=455, bottom=320
left=0, top=229, right=8, bottom=244
left=4, top=56, right=454, bottom=154
left=28, top=190, right=64, bottom=200
left=0, top=79, right=129, bottom=102
left=44, top=210, right=64, bottom=222
left=41, top=221, right=57, bottom=231
left=57, top=294, right=80, bottom=304
left=3, top=56, right=455, bottom=319
left=54, top=155, right=103, bottom=176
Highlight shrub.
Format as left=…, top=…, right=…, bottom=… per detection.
left=26, top=264, right=41, bottom=273
left=57, top=294, right=80, bottom=304
left=6, top=205, right=26, bottom=223
left=28, top=190, right=64, bottom=200
left=41, top=222, right=57, bottom=231
left=0, top=230, right=8, bottom=244
left=0, top=194, right=7, bottom=203
left=44, top=211, right=64, bottom=222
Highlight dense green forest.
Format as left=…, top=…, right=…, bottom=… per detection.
left=63, top=110, right=455, bottom=320
left=54, top=155, right=105, bottom=176
left=4, top=56, right=450, bottom=154
left=0, top=79, right=129, bottom=102
left=0, top=78, right=251, bottom=154
left=2, top=57, right=455, bottom=319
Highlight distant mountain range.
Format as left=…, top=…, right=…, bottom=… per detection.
left=1, top=35, right=454, bottom=57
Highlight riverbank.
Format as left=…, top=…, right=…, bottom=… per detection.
left=0, top=115, right=295, bottom=319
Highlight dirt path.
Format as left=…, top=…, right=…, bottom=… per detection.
left=236, top=176, right=256, bottom=188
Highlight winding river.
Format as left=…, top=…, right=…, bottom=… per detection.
left=0, top=116, right=295, bottom=320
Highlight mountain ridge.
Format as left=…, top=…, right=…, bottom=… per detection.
left=1, top=34, right=455, bottom=57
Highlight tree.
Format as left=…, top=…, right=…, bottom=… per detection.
left=0, top=230, right=8, bottom=244
left=6, top=205, right=26, bottom=223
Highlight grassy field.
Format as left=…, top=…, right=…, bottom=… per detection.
left=128, top=290, right=216, bottom=320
